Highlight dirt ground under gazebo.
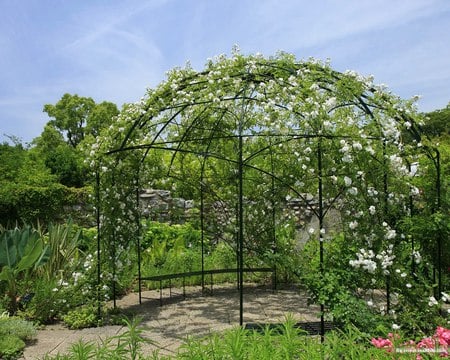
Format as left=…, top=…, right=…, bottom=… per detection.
left=21, top=284, right=320, bottom=359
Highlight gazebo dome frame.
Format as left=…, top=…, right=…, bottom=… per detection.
left=95, top=52, right=442, bottom=337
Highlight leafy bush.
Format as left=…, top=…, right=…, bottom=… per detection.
left=62, top=304, right=100, bottom=329
left=262, top=220, right=301, bottom=284
left=299, top=233, right=390, bottom=334
left=0, top=226, right=50, bottom=313
left=142, top=221, right=202, bottom=251
left=299, top=230, right=448, bottom=336
left=139, top=221, right=274, bottom=289
left=18, top=277, right=67, bottom=324
left=0, top=183, right=90, bottom=226
left=0, top=335, right=26, bottom=360
left=0, top=315, right=37, bottom=340
left=204, top=242, right=237, bottom=283
left=38, top=220, right=83, bottom=281
left=0, top=314, right=36, bottom=360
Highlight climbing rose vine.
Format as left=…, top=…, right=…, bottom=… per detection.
left=87, top=49, right=441, bottom=330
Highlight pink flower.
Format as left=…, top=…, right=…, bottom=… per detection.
left=436, top=326, right=450, bottom=346
left=371, top=337, right=393, bottom=350
left=372, top=326, right=450, bottom=357
left=417, top=337, right=435, bottom=349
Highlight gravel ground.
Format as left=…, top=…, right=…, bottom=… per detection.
left=21, top=283, right=320, bottom=359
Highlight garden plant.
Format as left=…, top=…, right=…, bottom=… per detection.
left=0, top=50, right=448, bottom=359
left=89, top=49, right=448, bottom=332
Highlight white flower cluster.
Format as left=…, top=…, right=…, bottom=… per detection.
left=388, top=154, right=409, bottom=177
left=339, top=140, right=353, bottom=163
left=84, top=253, right=94, bottom=271
left=367, top=187, right=379, bottom=201
left=350, top=243, right=396, bottom=275
left=379, top=117, right=401, bottom=142
left=382, top=222, right=397, bottom=240
left=428, top=296, right=438, bottom=307
left=442, top=292, right=450, bottom=303
left=72, top=272, right=83, bottom=285
left=376, top=244, right=395, bottom=274
left=412, top=250, right=422, bottom=264
left=349, top=249, right=377, bottom=273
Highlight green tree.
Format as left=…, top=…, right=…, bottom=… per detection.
left=0, top=141, right=27, bottom=183
left=31, top=126, right=85, bottom=187
left=0, top=141, right=55, bottom=189
left=422, top=102, right=450, bottom=138
left=43, top=94, right=95, bottom=148
left=0, top=141, right=89, bottom=226
left=39, top=95, right=119, bottom=187
left=43, top=93, right=118, bottom=148
left=32, top=123, right=65, bottom=153
left=86, top=101, right=119, bottom=137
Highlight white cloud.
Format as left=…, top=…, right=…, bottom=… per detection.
left=250, top=0, right=444, bottom=50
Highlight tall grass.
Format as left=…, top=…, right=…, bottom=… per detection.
left=38, top=220, right=82, bottom=280
left=176, top=316, right=421, bottom=359
left=41, top=316, right=428, bottom=359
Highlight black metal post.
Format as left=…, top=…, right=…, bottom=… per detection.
left=408, top=162, right=415, bottom=275
left=436, top=149, right=442, bottom=297
left=235, top=186, right=240, bottom=289
left=136, top=175, right=142, bottom=305
left=238, top=123, right=244, bottom=326
left=270, top=140, right=277, bottom=291
left=382, top=141, right=390, bottom=314
left=200, top=167, right=205, bottom=294
left=112, top=228, right=116, bottom=308
left=317, top=139, right=325, bottom=341
left=95, top=170, right=102, bottom=319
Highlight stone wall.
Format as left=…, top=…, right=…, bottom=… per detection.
left=139, top=189, right=342, bottom=247
left=139, top=189, right=195, bottom=223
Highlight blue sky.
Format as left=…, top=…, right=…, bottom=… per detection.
left=1, top=0, right=449, bottom=145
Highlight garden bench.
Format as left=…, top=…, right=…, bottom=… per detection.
left=139, top=267, right=274, bottom=305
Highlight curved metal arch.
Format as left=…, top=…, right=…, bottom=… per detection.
left=101, top=55, right=441, bottom=336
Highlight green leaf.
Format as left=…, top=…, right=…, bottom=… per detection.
left=0, top=266, right=13, bottom=282
left=0, top=232, right=17, bottom=268
left=16, top=237, right=44, bottom=273
left=33, top=244, right=51, bottom=269
left=17, top=227, right=32, bottom=259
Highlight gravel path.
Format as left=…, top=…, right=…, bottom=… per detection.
left=21, top=284, right=319, bottom=359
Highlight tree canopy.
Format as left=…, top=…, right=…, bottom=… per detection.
left=421, top=102, right=450, bottom=138
left=43, top=93, right=119, bottom=148
left=33, top=94, right=120, bottom=187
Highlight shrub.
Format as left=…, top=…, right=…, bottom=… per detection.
left=19, top=277, right=66, bottom=324
left=0, top=315, right=36, bottom=360
left=62, top=304, right=100, bottom=329
left=0, top=335, right=26, bottom=360
left=299, top=233, right=390, bottom=334
left=0, top=315, right=37, bottom=340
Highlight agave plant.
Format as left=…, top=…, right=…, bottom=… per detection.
left=0, top=226, right=50, bottom=313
